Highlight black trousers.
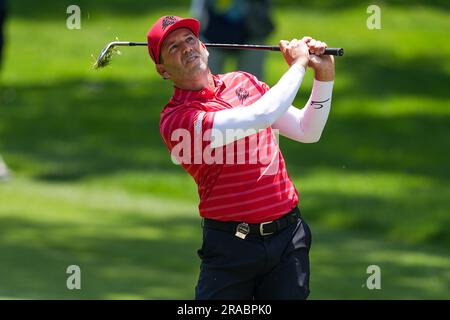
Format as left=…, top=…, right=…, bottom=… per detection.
left=195, top=212, right=312, bottom=300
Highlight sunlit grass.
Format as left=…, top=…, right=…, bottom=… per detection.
left=0, top=177, right=449, bottom=299
left=0, top=2, right=449, bottom=299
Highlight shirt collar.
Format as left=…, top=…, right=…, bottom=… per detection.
left=172, top=74, right=225, bottom=103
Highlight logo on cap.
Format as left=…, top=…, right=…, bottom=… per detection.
left=162, top=16, right=178, bottom=31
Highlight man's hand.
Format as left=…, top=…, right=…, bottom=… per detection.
left=304, top=37, right=335, bottom=81
left=279, top=37, right=310, bottom=69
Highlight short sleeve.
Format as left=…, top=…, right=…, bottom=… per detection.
left=259, top=80, right=270, bottom=93
left=160, top=106, right=215, bottom=164
left=238, top=71, right=271, bottom=94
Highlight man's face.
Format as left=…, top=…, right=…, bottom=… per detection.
left=157, top=28, right=209, bottom=81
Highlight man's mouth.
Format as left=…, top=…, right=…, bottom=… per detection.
left=185, top=55, right=199, bottom=64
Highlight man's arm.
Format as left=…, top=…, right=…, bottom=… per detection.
left=272, top=79, right=334, bottom=143
left=210, top=63, right=306, bottom=148
left=273, top=39, right=336, bottom=143
left=208, top=37, right=335, bottom=148
left=209, top=37, right=310, bottom=148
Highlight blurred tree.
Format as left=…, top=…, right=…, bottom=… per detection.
left=191, top=0, right=275, bottom=80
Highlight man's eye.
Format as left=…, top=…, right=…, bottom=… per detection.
left=169, top=45, right=177, bottom=53
left=187, top=37, right=194, bottom=42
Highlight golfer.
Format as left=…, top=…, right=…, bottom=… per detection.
left=148, top=15, right=335, bottom=299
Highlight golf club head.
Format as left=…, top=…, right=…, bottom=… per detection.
left=93, top=42, right=117, bottom=69
left=93, top=41, right=145, bottom=69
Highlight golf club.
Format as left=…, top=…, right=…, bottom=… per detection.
left=93, top=41, right=344, bottom=69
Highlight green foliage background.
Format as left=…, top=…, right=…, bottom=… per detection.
left=0, top=1, right=449, bottom=299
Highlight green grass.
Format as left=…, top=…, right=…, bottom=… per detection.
left=0, top=1, right=449, bottom=299
left=0, top=177, right=448, bottom=299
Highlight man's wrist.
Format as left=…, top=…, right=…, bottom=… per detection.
left=293, top=58, right=309, bottom=69
left=290, top=62, right=306, bottom=74
left=314, top=66, right=335, bottom=81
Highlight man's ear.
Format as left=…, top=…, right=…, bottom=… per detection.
left=156, top=64, right=170, bottom=80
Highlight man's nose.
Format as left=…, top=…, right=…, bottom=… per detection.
left=181, top=42, right=193, bottom=55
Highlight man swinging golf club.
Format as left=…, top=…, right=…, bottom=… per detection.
left=149, top=15, right=335, bottom=299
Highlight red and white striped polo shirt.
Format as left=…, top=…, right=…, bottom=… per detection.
left=160, top=71, right=299, bottom=223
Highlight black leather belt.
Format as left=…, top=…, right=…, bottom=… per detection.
left=202, top=207, right=300, bottom=238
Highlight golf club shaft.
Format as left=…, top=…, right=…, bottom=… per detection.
left=206, top=43, right=344, bottom=56
left=125, top=42, right=344, bottom=56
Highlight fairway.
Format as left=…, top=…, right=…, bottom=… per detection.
left=0, top=1, right=449, bottom=299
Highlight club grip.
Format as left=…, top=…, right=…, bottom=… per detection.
left=323, top=48, right=344, bottom=56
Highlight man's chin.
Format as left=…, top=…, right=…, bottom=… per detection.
left=185, top=61, right=208, bottom=75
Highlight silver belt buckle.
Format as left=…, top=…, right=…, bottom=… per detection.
left=235, top=222, right=250, bottom=239
left=260, top=220, right=274, bottom=236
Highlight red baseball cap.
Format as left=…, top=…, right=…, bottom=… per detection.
left=147, top=15, right=200, bottom=64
